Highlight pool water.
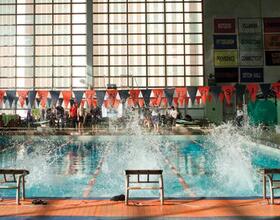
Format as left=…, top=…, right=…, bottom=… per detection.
left=0, top=133, right=280, bottom=198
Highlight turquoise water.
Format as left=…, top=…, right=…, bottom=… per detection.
left=0, top=134, right=280, bottom=198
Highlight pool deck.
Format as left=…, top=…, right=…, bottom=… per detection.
left=0, top=198, right=280, bottom=219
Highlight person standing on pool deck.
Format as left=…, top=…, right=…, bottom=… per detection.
left=169, top=106, right=178, bottom=127
left=77, top=105, right=85, bottom=133
left=151, top=106, right=160, bottom=133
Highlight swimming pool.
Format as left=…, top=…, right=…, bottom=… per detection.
left=0, top=129, right=280, bottom=199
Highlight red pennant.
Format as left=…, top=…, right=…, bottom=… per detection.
left=152, top=89, right=163, bottom=106
left=37, top=90, right=48, bottom=108
left=219, top=93, right=225, bottom=103
left=106, top=89, right=119, bottom=107
left=150, top=97, right=157, bottom=106
left=138, top=98, right=145, bottom=108
left=0, top=90, right=5, bottom=103
left=85, top=90, right=96, bottom=107
left=185, top=97, right=189, bottom=106
left=92, top=99, right=97, bottom=108
left=17, top=90, right=29, bottom=107
left=62, top=90, right=72, bottom=108
left=221, top=85, right=235, bottom=105
left=198, top=86, right=210, bottom=104
left=161, top=97, right=168, bottom=107
left=127, top=98, right=134, bottom=107
left=196, top=96, right=201, bottom=105
left=113, top=99, right=120, bottom=109
left=173, top=97, right=179, bottom=107
left=246, top=84, right=259, bottom=102
left=176, top=88, right=187, bottom=107
left=81, top=99, right=86, bottom=108
left=103, top=100, right=110, bottom=108
left=272, top=83, right=280, bottom=99
left=129, top=90, right=140, bottom=106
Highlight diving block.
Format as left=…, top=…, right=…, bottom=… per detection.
left=0, top=169, right=29, bottom=205
left=262, top=168, right=280, bottom=205
left=125, top=170, right=164, bottom=205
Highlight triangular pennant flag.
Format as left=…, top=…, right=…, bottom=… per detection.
left=235, top=84, right=246, bottom=104
left=85, top=90, right=95, bottom=107
left=196, top=96, right=201, bottom=105
left=92, top=99, right=97, bottom=108
left=272, top=83, right=280, bottom=99
left=36, top=98, right=41, bottom=107
left=219, top=93, right=225, bottom=103
left=259, top=83, right=271, bottom=99
left=37, top=90, right=49, bottom=108
left=138, top=98, right=145, bottom=108
left=103, top=99, right=110, bottom=109
left=152, top=89, right=163, bottom=106
left=73, top=91, right=84, bottom=106
left=119, top=90, right=130, bottom=101
left=62, top=90, right=72, bottom=108
left=50, top=91, right=60, bottom=107
left=173, top=97, right=178, bottom=107
left=113, top=99, right=120, bottom=109
left=247, top=84, right=259, bottom=102
left=129, top=89, right=140, bottom=106
left=161, top=97, right=168, bottom=107
left=150, top=97, right=157, bottom=106
left=17, top=90, right=29, bottom=108
left=28, top=91, right=37, bottom=108
left=106, top=89, right=118, bottom=107
left=176, top=88, right=187, bottom=106
left=221, top=85, right=235, bottom=105
left=6, top=90, right=16, bottom=108
left=0, top=90, right=5, bottom=104
left=141, top=89, right=152, bottom=106
left=210, top=86, right=222, bottom=102
left=96, top=90, right=106, bottom=107
left=164, top=88, right=174, bottom=106
left=187, top=86, right=198, bottom=104
left=198, top=86, right=209, bottom=104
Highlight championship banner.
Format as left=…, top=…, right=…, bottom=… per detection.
left=240, top=68, right=263, bottom=83
left=37, top=90, right=48, bottom=108
left=50, top=91, right=60, bottom=107
left=239, top=50, right=263, bottom=66
left=264, top=34, right=280, bottom=49
left=214, top=35, right=237, bottom=49
left=210, top=86, right=222, bottom=101
left=247, top=84, right=259, bottom=102
left=119, top=90, right=130, bottom=101
left=264, top=18, right=280, bottom=33
left=129, top=89, right=140, bottom=106
left=28, top=91, right=37, bottom=108
left=85, top=90, right=95, bottom=107
left=239, top=18, right=262, bottom=33
left=215, top=68, right=239, bottom=83
left=239, top=34, right=263, bottom=49
left=214, top=50, right=238, bottom=67
left=265, top=51, right=280, bottom=66
left=214, top=18, right=236, bottom=33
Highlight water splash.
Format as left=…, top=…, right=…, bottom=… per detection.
left=205, top=122, right=262, bottom=196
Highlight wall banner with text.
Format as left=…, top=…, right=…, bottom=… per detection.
left=214, top=18, right=236, bottom=33
left=240, top=68, right=264, bottom=83
left=215, top=68, right=239, bottom=83
left=239, top=34, right=263, bottom=49
left=214, top=50, right=238, bottom=67
left=264, top=18, right=280, bottom=33
left=239, top=50, right=264, bottom=66
left=264, top=34, right=280, bottom=49
left=239, top=18, right=262, bottom=33
left=214, top=35, right=237, bottom=49
left=265, top=51, right=280, bottom=65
